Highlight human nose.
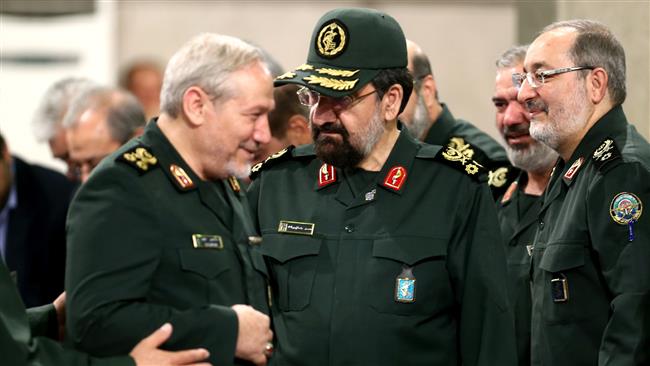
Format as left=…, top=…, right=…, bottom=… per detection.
left=517, top=77, right=536, bottom=105
left=254, top=114, right=272, bottom=145
left=503, top=101, right=529, bottom=126
left=311, top=102, right=337, bottom=126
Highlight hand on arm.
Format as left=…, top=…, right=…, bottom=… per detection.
left=232, top=304, right=273, bottom=366
left=130, top=323, right=212, bottom=366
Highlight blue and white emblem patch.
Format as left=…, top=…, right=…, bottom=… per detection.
left=395, top=266, right=416, bottom=303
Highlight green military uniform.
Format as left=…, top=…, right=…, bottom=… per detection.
left=530, top=106, right=650, bottom=365
left=497, top=172, right=544, bottom=366
left=1, top=261, right=133, bottom=366
left=248, top=131, right=517, bottom=365
left=423, top=104, right=518, bottom=199
left=66, top=119, right=267, bottom=366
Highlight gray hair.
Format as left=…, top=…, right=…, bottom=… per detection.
left=63, top=86, right=146, bottom=144
left=495, top=45, right=529, bottom=68
left=32, top=77, right=96, bottom=142
left=160, top=33, right=264, bottom=118
left=542, top=19, right=626, bottom=105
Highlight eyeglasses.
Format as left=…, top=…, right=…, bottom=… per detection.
left=512, top=66, right=594, bottom=89
left=296, top=87, right=378, bottom=111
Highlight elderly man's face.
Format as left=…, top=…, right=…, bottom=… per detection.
left=494, top=63, right=557, bottom=172
left=310, top=83, right=385, bottom=168
left=202, top=61, right=274, bottom=179
left=67, top=109, right=122, bottom=182
left=517, top=28, right=593, bottom=152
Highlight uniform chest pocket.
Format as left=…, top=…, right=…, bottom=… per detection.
left=365, top=237, right=451, bottom=316
left=537, top=243, right=607, bottom=325
left=260, top=235, right=321, bottom=312
left=178, top=248, right=232, bottom=279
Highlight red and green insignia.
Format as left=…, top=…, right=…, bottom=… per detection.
left=318, top=163, right=337, bottom=188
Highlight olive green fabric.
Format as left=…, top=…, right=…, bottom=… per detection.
left=274, top=7, right=407, bottom=98
left=530, top=106, right=650, bottom=365
left=248, top=131, right=518, bottom=366
left=0, top=260, right=134, bottom=366
left=423, top=104, right=517, bottom=199
left=497, top=172, right=543, bottom=366
left=66, top=119, right=268, bottom=366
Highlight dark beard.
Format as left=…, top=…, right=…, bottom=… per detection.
left=312, top=122, right=364, bottom=168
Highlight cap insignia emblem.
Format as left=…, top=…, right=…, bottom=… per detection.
left=316, top=21, right=347, bottom=58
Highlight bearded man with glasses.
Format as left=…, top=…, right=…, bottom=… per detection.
left=248, top=7, right=517, bottom=366
left=516, top=19, right=650, bottom=366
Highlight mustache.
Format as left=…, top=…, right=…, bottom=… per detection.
left=312, top=122, right=349, bottom=139
left=502, top=123, right=530, bottom=137
left=525, top=99, right=549, bottom=114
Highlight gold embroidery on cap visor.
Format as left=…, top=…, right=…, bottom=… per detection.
left=315, top=68, right=359, bottom=77
left=303, top=75, right=358, bottom=91
left=296, top=64, right=314, bottom=71
left=276, top=72, right=296, bottom=80
left=317, top=21, right=347, bottom=57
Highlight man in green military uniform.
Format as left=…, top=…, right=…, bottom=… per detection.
left=248, top=8, right=517, bottom=366
left=492, top=45, right=559, bottom=366
left=400, top=39, right=517, bottom=199
left=66, top=33, right=274, bottom=366
left=0, top=259, right=211, bottom=365
left=515, top=20, right=650, bottom=365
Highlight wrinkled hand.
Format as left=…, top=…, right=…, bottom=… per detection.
left=130, top=323, right=212, bottom=366
left=52, top=292, right=66, bottom=341
left=232, top=304, right=273, bottom=366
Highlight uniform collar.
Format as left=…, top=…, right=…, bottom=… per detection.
left=560, top=105, right=627, bottom=185
left=423, top=103, right=455, bottom=146
left=141, top=118, right=202, bottom=192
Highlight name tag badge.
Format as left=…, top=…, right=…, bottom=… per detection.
left=550, top=274, right=569, bottom=302
left=192, top=234, right=224, bottom=249
left=277, top=220, right=315, bottom=236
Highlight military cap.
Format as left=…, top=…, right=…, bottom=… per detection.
left=275, top=7, right=407, bottom=98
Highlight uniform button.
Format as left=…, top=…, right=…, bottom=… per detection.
left=344, top=224, right=355, bottom=233
left=538, top=220, right=545, bottom=230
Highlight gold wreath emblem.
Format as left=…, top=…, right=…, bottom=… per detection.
left=303, top=75, right=358, bottom=91
left=317, top=22, right=346, bottom=57
left=123, top=147, right=157, bottom=171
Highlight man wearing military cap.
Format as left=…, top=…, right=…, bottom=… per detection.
left=516, top=19, right=650, bottom=365
left=66, top=33, right=274, bottom=366
left=249, top=8, right=517, bottom=366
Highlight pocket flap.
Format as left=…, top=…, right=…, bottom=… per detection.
left=179, top=249, right=230, bottom=279
left=260, top=234, right=321, bottom=263
left=373, top=237, right=447, bottom=265
left=538, top=244, right=585, bottom=272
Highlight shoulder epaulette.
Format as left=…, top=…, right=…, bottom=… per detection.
left=434, top=145, right=485, bottom=181
left=488, top=166, right=512, bottom=188
left=447, top=136, right=478, bottom=160
left=116, top=145, right=158, bottom=174
left=592, top=138, right=621, bottom=172
left=250, top=146, right=296, bottom=180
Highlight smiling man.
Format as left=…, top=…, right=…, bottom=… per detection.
left=492, top=45, right=558, bottom=366
left=515, top=20, right=650, bottom=365
left=248, top=8, right=517, bottom=366
left=66, top=33, right=274, bottom=366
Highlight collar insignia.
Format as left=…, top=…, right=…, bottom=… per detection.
left=170, top=164, right=194, bottom=190
left=501, top=181, right=518, bottom=204
left=563, top=157, right=584, bottom=180
left=318, top=163, right=337, bottom=187
left=382, top=166, right=407, bottom=192
left=228, top=176, right=241, bottom=193
left=316, top=20, right=348, bottom=58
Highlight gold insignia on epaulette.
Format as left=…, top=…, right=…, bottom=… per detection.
left=315, top=68, right=359, bottom=77
left=447, top=137, right=475, bottom=159
left=251, top=162, right=263, bottom=173
left=593, top=139, right=614, bottom=162
left=276, top=72, right=296, bottom=80
left=123, top=147, right=157, bottom=171
left=303, top=75, right=358, bottom=91
left=268, top=148, right=289, bottom=160
left=295, top=64, right=314, bottom=71
left=316, top=21, right=347, bottom=57
left=488, top=167, right=509, bottom=187
left=442, top=146, right=483, bottom=176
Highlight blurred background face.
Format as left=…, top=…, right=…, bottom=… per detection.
left=67, top=108, right=122, bottom=182
left=494, top=64, right=558, bottom=173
